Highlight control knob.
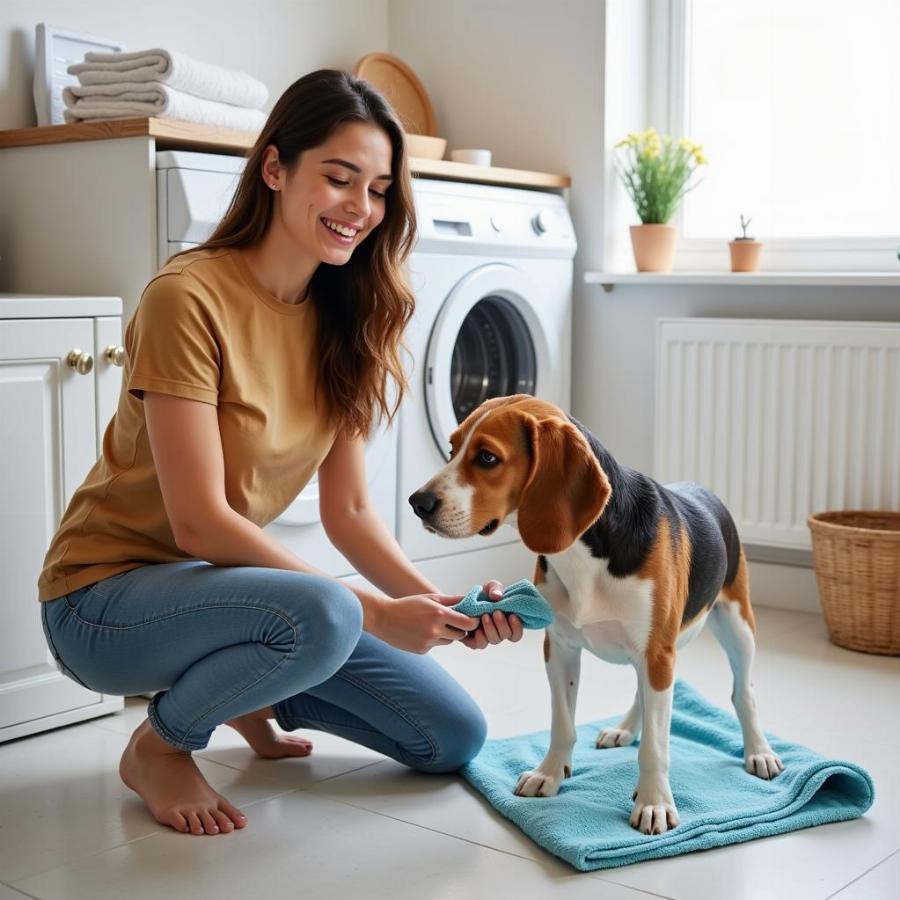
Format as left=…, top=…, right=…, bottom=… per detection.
left=532, top=209, right=555, bottom=236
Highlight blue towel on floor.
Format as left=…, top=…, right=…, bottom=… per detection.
left=453, top=579, right=554, bottom=629
left=462, top=680, right=874, bottom=871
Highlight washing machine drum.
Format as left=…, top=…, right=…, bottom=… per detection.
left=425, top=263, right=551, bottom=461
left=450, top=295, right=536, bottom=422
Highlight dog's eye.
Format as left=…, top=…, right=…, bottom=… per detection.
left=476, top=449, right=499, bottom=467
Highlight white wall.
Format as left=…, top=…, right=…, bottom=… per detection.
left=1, top=0, right=631, bottom=445
left=0, top=0, right=390, bottom=129
left=389, top=0, right=627, bottom=434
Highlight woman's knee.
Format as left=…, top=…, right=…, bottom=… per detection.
left=289, top=575, right=363, bottom=664
left=411, top=701, right=488, bottom=774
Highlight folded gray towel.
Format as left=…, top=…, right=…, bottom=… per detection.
left=68, top=48, right=268, bottom=109
left=63, top=82, right=266, bottom=131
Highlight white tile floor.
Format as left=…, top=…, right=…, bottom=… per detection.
left=2, top=606, right=898, bottom=900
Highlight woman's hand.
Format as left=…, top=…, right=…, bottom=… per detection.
left=375, top=592, right=481, bottom=655
left=461, top=579, right=525, bottom=651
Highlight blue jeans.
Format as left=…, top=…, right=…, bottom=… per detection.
left=40, top=560, right=486, bottom=771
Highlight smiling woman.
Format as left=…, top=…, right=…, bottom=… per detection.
left=36, top=69, right=521, bottom=841
left=170, top=69, right=417, bottom=441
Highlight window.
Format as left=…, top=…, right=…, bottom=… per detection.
left=666, top=0, right=898, bottom=262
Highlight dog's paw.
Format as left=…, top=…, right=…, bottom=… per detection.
left=629, top=795, right=679, bottom=835
left=745, top=748, right=784, bottom=780
left=629, top=779, right=678, bottom=835
left=514, top=761, right=572, bottom=798
left=596, top=727, right=636, bottom=749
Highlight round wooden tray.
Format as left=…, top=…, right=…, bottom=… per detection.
left=353, top=52, right=437, bottom=136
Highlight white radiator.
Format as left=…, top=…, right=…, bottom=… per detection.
left=654, top=318, right=900, bottom=557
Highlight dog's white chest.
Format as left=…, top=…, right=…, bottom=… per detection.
left=543, top=541, right=654, bottom=664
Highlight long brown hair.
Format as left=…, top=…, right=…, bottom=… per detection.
left=171, top=69, right=417, bottom=440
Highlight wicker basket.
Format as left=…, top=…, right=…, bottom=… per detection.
left=807, top=511, right=900, bottom=655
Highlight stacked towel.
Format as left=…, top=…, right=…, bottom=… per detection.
left=62, top=83, right=267, bottom=131
left=64, top=48, right=268, bottom=131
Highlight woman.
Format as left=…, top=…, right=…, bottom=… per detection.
left=37, top=69, right=523, bottom=837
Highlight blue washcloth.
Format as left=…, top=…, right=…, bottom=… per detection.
left=462, top=680, right=874, bottom=871
left=453, top=579, right=554, bottom=629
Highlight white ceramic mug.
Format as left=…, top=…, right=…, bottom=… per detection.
left=449, top=148, right=492, bottom=166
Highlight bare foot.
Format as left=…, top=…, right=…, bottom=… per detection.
left=119, top=718, right=248, bottom=835
left=226, top=705, right=314, bottom=760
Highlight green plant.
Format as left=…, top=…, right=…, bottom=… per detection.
left=614, top=128, right=708, bottom=224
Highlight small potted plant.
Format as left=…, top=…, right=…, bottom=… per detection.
left=729, top=215, right=763, bottom=272
left=614, top=129, right=708, bottom=272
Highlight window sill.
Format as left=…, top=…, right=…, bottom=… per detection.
left=584, top=271, right=900, bottom=291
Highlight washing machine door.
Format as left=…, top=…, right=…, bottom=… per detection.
left=424, top=263, right=550, bottom=460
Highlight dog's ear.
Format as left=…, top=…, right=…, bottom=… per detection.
left=518, top=416, right=611, bottom=554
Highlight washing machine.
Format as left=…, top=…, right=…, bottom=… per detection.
left=156, top=153, right=576, bottom=593
left=156, top=150, right=396, bottom=583
left=399, top=178, right=576, bottom=594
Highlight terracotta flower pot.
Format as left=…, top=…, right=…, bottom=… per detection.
left=729, top=239, right=763, bottom=272
left=630, top=224, right=677, bottom=273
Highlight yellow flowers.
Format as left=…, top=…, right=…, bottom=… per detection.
left=678, top=137, right=707, bottom=163
left=615, top=129, right=706, bottom=163
left=615, top=128, right=659, bottom=150
left=614, top=127, right=708, bottom=224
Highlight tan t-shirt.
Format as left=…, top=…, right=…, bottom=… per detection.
left=37, top=247, right=337, bottom=602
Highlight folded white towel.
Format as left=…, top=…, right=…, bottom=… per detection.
left=68, top=48, right=268, bottom=110
left=63, top=83, right=267, bottom=132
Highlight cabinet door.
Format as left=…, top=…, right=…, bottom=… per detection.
left=0, top=318, right=121, bottom=741
left=95, top=315, right=125, bottom=448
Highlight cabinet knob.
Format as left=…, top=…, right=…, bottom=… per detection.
left=105, top=344, right=126, bottom=367
left=66, top=349, right=94, bottom=376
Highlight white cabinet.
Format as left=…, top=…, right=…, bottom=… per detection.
left=0, top=294, right=125, bottom=743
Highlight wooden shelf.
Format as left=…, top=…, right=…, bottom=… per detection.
left=0, top=117, right=255, bottom=154
left=407, top=157, right=568, bottom=190
left=0, top=118, right=570, bottom=190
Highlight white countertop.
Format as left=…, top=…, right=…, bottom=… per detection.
left=0, top=294, right=122, bottom=317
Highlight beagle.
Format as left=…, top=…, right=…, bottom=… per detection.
left=409, top=394, right=784, bottom=835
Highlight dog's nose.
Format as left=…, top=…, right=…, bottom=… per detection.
left=409, top=490, right=441, bottom=520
